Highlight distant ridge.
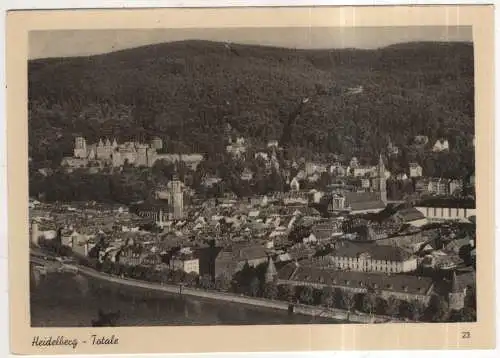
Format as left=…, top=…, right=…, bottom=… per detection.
left=28, top=39, right=474, bottom=167
left=29, top=39, right=474, bottom=62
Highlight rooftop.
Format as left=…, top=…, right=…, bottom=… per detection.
left=278, top=263, right=433, bottom=295
left=331, top=241, right=413, bottom=262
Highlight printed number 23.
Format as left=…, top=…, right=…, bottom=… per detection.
left=462, top=331, right=471, bottom=339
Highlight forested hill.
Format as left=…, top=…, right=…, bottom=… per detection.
left=28, top=40, right=474, bottom=168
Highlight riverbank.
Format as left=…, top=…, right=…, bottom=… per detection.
left=73, top=265, right=395, bottom=324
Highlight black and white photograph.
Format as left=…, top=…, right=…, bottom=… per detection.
left=27, top=25, right=478, bottom=328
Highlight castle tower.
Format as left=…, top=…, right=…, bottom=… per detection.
left=96, top=138, right=107, bottom=160
left=170, top=173, right=184, bottom=220
left=74, top=137, right=87, bottom=158
left=265, top=256, right=278, bottom=283
left=378, top=153, right=387, bottom=204
left=448, top=271, right=466, bottom=311
left=30, top=220, right=39, bottom=246
left=111, top=150, right=122, bottom=168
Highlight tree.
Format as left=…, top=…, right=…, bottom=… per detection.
left=298, top=286, right=314, bottom=305
left=448, top=307, right=476, bottom=322
left=375, top=297, right=388, bottom=316
left=112, top=263, right=124, bottom=276
left=278, top=284, right=295, bottom=302
left=101, top=259, right=113, bottom=274
left=425, top=294, right=449, bottom=322
left=464, top=285, right=476, bottom=310
left=460, top=307, right=477, bottom=322
left=361, top=292, right=377, bottom=315
left=341, top=291, right=355, bottom=311
left=458, top=244, right=473, bottom=266
left=233, top=262, right=255, bottom=294
left=171, top=269, right=186, bottom=284
left=199, top=274, right=214, bottom=290
left=408, top=299, right=425, bottom=322
left=249, top=277, right=260, bottom=297
left=184, top=272, right=199, bottom=287
left=288, top=224, right=311, bottom=244
left=215, top=273, right=231, bottom=292
left=321, top=286, right=335, bottom=308
left=263, top=281, right=278, bottom=300
left=385, top=295, right=401, bottom=319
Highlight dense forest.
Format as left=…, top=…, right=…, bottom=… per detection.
left=29, top=40, right=475, bottom=168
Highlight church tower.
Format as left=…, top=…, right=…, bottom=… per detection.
left=170, top=172, right=184, bottom=220
left=74, top=137, right=87, bottom=158
left=448, top=271, right=466, bottom=311
left=377, top=153, right=387, bottom=205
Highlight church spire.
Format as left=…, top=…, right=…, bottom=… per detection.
left=378, top=152, right=387, bottom=205
left=172, top=160, right=179, bottom=181
left=265, top=256, right=278, bottom=283
left=451, top=271, right=460, bottom=293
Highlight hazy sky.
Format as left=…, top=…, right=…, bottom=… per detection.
left=29, top=26, right=472, bottom=60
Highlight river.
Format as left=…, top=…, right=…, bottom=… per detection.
left=30, top=272, right=344, bottom=327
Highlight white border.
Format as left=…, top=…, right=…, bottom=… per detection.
left=0, top=1, right=498, bottom=358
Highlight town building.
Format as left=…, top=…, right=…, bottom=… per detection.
left=432, top=138, right=450, bottom=152
left=415, top=206, right=476, bottom=222
left=226, top=137, right=247, bottom=158
left=409, top=163, right=423, bottom=178
left=413, top=135, right=429, bottom=146
left=240, top=168, right=254, bottom=181
left=305, top=162, right=328, bottom=176
left=330, top=162, right=347, bottom=177
left=170, top=249, right=200, bottom=275
left=389, top=207, right=428, bottom=227
left=277, top=263, right=434, bottom=305
left=319, top=240, right=418, bottom=273
left=328, top=191, right=387, bottom=215
left=308, top=189, right=324, bottom=204
left=289, top=177, right=300, bottom=192
left=267, top=140, right=279, bottom=149
left=131, top=201, right=182, bottom=224
left=214, top=244, right=269, bottom=277
left=415, top=199, right=475, bottom=222
left=427, top=178, right=450, bottom=196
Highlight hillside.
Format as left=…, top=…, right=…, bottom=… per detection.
left=28, top=40, right=475, bottom=167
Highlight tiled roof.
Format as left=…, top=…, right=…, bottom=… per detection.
left=277, top=262, right=299, bottom=280
left=331, top=241, right=413, bottom=262
left=311, top=230, right=333, bottom=241
left=344, top=192, right=386, bottom=211
left=216, top=244, right=269, bottom=262
left=278, top=263, right=433, bottom=295
left=416, top=198, right=476, bottom=209
left=393, top=208, right=426, bottom=222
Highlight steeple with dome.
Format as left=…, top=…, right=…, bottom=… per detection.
left=377, top=153, right=387, bottom=204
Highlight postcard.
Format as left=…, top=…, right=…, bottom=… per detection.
left=6, top=5, right=496, bottom=355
